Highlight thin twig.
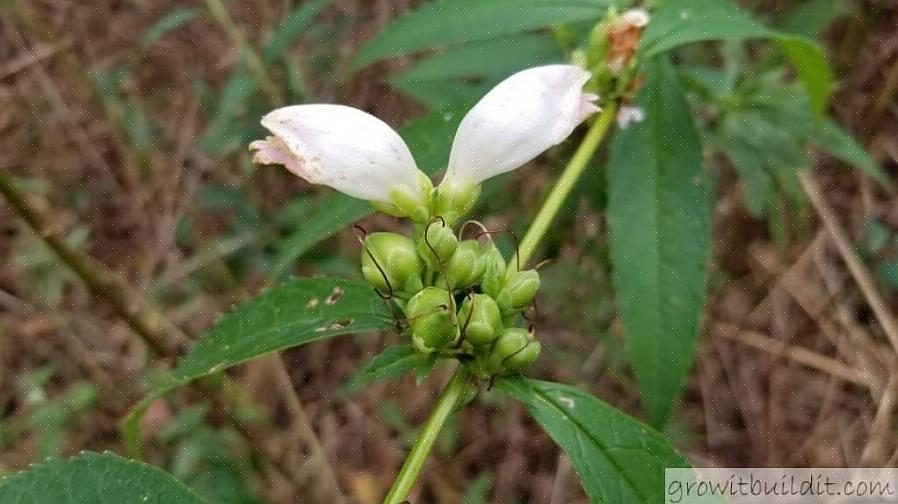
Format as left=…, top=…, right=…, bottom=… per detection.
left=715, top=323, right=866, bottom=387
left=799, top=170, right=898, bottom=355
left=0, top=170, right=187, bottom=356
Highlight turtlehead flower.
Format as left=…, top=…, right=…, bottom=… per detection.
left=250, top=65, right=598, bottom=222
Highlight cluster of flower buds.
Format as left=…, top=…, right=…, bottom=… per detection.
left=360, top=221, right=542, bottom=377
left=250, top=64, right=600, bottom=379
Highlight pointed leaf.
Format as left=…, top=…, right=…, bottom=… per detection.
left=343, top=344, right=423, bottom=392
left=811, top=119, right=891, bottom=189
left=641, top=0, right=832, bottom=113
left=496, top=376, right=690, bottom=503
left=124, top=276, right=392, bottom=452
left=352, top=0, right=613, bottom=70
left=607, top=56, right=711, bottom=426
left=0, top=451, right=204, bottom=504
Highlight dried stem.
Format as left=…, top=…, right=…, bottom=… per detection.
left=0, top=170, right=187, bottom=356
left=798, top=170, right=898, bottom=356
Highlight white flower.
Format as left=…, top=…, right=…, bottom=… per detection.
left=250, top=104, right=424, bottom=204
left=443, top=65, right=599, bottom=188
left=250, top=65, right=598, bottom=219
left=616, top=106, right=645, bottom=129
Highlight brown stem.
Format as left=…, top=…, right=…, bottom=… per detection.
left=0, top=170, right=187, bottom=356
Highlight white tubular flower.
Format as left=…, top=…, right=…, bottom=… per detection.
left=444, top=65, right=599, bottom=188
left=250, top=104, right=430, bottom=217
left=251, top=65, right=597, bottom=223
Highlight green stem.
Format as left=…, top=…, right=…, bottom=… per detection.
left=382, top=366, right=470, bottom=504
left=513, top=103, right=618, bottom=269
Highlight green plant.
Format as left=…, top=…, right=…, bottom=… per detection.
left=1, top=1, right=886, bottom=503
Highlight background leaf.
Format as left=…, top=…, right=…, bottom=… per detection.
left=496, top=377, right=691, bottom=503
left=641, top=0, right=832, bottom=113
left=141, top=7, right=201, bottom=48
left=124, top=277, right=393, bottom=451
left=0, top=451, right=204, bottom=503
left=607, top=56, right=712, bottom=426
left=352, top=0, right=613, bottom=70
left=343, top=344, right=423, bottom=392
left=811, top=120, right=891, bottom=188
left=391, top=34, right=565, bottom=108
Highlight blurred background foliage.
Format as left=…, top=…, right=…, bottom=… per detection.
left=0, top=0, right=897, bottom=502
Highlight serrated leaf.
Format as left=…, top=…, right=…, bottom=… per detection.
left=391, top=34, right=565, bottom=108
left=811, top=120, right=891, bottom=188
left=269, top=108, right=463, bottom=276
left=0, top=451, right=204, bottom=503
left=141, top=7, right=201, bottom=48
left=343, top=345, right=421, bottom=392
left=607, top=56, right=711, bottom=426
left=352, top=0, right=613, bottom=71
left=124, top=277, right=393, bottom=453
left=641, top=0, right=832, bottom=113
left=496, top=376, right=690, bottom=503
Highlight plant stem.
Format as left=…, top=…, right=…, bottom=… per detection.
left=513, top=103, right=618, bottom=269
left=0, top=170, right=187, bottom=355
left=383, top=366, right=470, bottom=504
left=204, top=0, right=284, bottom=106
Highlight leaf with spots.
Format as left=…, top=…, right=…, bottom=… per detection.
left=0, top=451, right=204, bottom=503
left=124, top=276, right=393, bottom=453
left=496, top=376, right=691, bottom=503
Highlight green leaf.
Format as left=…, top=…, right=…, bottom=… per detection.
left=269, top=108, right=463, bottom=276
left=777, top=0, right=846, bottom=39
left=496, top=376, right=690, bottom=503
left=141, top=7, right=201, bottom=48
left=607, top=56, right=711, bottom=426
left=811, top=120, right=891, bottom=188
left=641, top=0, right=832, bottom=113
left=124, top=277, right=392, bottom=453
left=0, top=451, right=204, bottom=503
left=352, top=0, right=612, bottom=70
left=262, top=0, right=332, bottom=61
left=391, top=34, right=564, bottom=108
left=774, top=37, right=833, bottom=115
left=343, top=345, right=422, bottom=392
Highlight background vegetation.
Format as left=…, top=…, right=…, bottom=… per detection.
left=1, top=0, right=897, bottom=502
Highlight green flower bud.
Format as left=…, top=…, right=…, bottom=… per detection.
left=479, top=245, right=507, bottom=297
left=487, top=328, right=531, bottom=373
left=495, top=269, right=540, bottom=312
left=372, top=173, right=434, bottom=222
left=433, top=179, right=481, bottom=225
left=441, top=240, right=486, bottom=289
left=416, top=220, right=458, bottom=269
left=458, top=294, right=503, bottom=346
left=504, top=340, right=541, bottom=373
left=487, top=328, right=540, bottom=374
left=406, top=287, right=458, bottom=353
left=361, top=232, right=423, bottom=294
